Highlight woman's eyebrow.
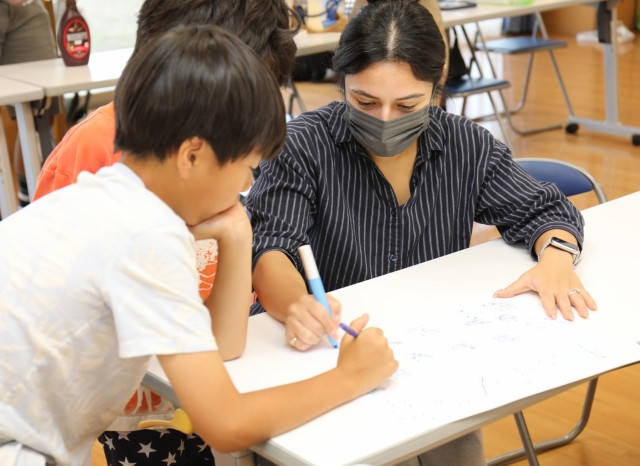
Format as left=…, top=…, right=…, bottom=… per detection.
left=350, top=89, right=426, bottom=101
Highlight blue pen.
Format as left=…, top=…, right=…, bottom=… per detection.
left=298, top=245, right=339, bottom=348
left=339, top=322, right=360, bottom=338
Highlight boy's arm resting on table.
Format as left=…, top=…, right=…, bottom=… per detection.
left=190, top=202, right=253, bottom=361
left=494, top=229, right=597, bottom=320
left=158, top=315, right=397, bottom=453
left=253, top=250, right=341, bottom=350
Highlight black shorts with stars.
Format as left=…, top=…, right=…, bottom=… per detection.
left=98, top=429, right=215, bottom=465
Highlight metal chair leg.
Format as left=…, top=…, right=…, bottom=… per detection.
left=471, top=17, right=571, bottom=135
left=287, top=78, right=307, bottom=116
left=488, top=378, right=599, bottom=466
left=487, top=91, right=514, bottom=153
left=535, top=12, right=575, bottom=118
left=508, top=53, right=535, bottom=114
left=498, top=88, right=563, bottom=136
left=514, top=411, right=541, bottom=466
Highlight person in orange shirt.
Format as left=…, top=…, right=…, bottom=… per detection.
left=34, top=0, right=298, bottom=297
left=35, top=0, right=296, bottom=202
left=32, top=0, right=300, bottom=465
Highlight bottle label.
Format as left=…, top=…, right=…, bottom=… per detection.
left=63, top=19, right=91, bottom=61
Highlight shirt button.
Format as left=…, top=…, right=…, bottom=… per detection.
left=389, top=254, right=398, bottom=262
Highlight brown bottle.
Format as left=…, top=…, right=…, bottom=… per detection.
left=57, top=0, right=91, bottom=66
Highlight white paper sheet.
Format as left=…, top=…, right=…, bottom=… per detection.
left=269, top=296, right=640, bottom=465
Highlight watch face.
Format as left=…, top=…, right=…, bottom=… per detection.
left=551, top=237, right=579, bottom=254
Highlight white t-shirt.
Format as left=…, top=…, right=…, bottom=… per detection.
left=0, top=164, right=218, bottom=466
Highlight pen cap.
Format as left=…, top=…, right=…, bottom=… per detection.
left=298, top=245, right=320, bottom=280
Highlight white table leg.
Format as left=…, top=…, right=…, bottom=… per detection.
left=14, top=102, right=42, bottom=202
left=0, top=119, right=19, bottom=217
left=565, top=2, right=640, bottom=144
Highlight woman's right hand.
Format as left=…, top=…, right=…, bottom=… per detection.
left=284, top=294, right=342, bottom=351
left=336, top=314, right=398, bottom=393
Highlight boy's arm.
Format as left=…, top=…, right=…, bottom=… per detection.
left=190, top=202, right=252, bottom=360
left=203, top=231, right=251, bottom=361
left=158, top=314, right=397, bottom=453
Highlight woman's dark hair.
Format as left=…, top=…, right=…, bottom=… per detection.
left=134, top=0, right=300, bottom=86
left=333, top=0, right=445, bottom=92
left=115, top=25, right=286, bottom=164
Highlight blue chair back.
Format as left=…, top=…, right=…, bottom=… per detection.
left=516, top=158, right=607, bottom=204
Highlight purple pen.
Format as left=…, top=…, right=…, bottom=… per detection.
left=339, top=322, right=360, bottom=338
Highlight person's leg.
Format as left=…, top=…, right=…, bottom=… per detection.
left=418, top=430, right=486, bottom=466
left=184, top=431, right=216, bottom=463
left=0, top=4, right=9, bottom=59
left=2, top=2, right=58, bottom=206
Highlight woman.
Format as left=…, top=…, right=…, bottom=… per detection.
left=247, top=1, right=596, bottom=461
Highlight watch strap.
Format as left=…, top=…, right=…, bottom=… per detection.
left=538, top=237, right=581, bottom=266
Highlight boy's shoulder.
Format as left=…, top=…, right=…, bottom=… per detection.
left=34, top=102, right=119, bottom=199
left=66, top=102, right=116, bottom=139
left=68, top=164, right=183, bottom=233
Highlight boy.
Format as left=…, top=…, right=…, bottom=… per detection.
left=0, top=25, right=397, bottom=466
left=33, top=1, right=299, bottom=462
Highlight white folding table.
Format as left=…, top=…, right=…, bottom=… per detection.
left=145, top=191, right=640, bottom=466
left=0, top=48, right=133, bottom=200
left=0, top=77, right=44, bottom=218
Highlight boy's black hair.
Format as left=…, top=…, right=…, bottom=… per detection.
left=133, top=0, right=300, bottom=87
left=114, top=25, right=286, bottom=164
left=333, top=0, right=445, bottom=92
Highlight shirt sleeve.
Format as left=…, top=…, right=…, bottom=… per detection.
left=246, top=133, right=318, bottom=272
left=103, top=225, right=218, bottom=359
left=474, top=141, right=584, bottom=257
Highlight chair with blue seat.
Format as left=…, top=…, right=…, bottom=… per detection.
left=516, top=158, right=607, bottom=204
left=445, top=26, right=514, bottom=151
left=474, top=13, right=574, bottom=136
left=488, top=157, right=606, bottom=466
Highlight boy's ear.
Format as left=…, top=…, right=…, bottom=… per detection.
left=175, top=137, right=210, bottom=179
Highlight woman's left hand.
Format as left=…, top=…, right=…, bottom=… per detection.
left=493, top=248, right=597, bottom=320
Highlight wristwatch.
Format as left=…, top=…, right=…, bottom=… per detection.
left=537, top=236, right=581, bottom=266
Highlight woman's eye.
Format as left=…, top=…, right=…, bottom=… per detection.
left=357, top=101, right=375, bottom=108
left=398, top=104, right=417, bottom=111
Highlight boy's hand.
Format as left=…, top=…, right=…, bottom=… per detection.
left=336, top=314, right=398, bottom=393
left=188, top=202, right=252, bottom=246
left=284, top=294, right=342, bottom=351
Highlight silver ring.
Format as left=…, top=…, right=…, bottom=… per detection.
left=568, top=289, right=582, bottom=297
left=288, top=336, right=298, bottom=346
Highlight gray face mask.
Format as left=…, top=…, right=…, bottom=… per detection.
left=343, top=102, right=431, bottom=157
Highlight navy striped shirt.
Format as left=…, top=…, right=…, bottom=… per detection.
left=247, top=102, right=583, bottom=296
